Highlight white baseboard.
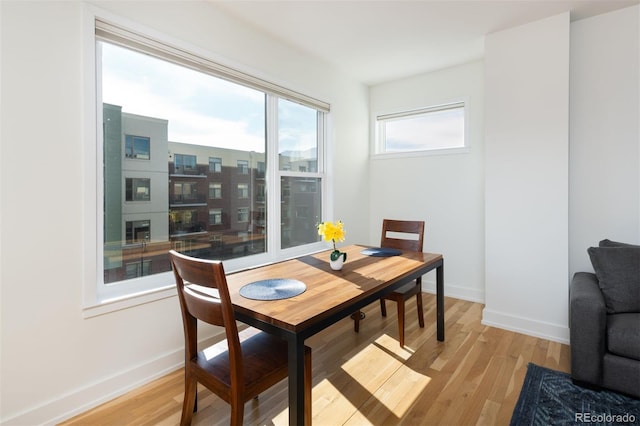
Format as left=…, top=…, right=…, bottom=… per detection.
left=422, top=280, right=485, bottom=304
left=2, top=332, right=223, bottom=426
left=481, top=308, right=570, bottom=344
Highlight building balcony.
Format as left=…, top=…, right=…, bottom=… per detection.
left=169, top=194, right=207, bottom=206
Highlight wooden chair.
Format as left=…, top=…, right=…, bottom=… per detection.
left=169, top=250, right=312, bottom=426
left=353, top=219, right=425, bottom=347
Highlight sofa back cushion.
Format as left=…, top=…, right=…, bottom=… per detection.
left=599, top=239, right=640, bottom=249
left=588, top=244, right=640, bottom=314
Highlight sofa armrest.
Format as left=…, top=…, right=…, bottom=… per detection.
left=570, top=272, right=607, bottom=386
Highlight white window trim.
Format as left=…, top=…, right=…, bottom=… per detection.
left=371, top=99, right=470, bottom=160
left=82, top=5, right=331, bottom=317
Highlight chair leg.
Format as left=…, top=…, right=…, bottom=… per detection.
left=353, top=310, right=360, bottom=332
left=397, top=300, right=405, bottom=347
left=417, top=292, right=425, bottom=328
left=304, top=346, right=312, bottom=426
left=230, top=398, right=244, bottom=426
left=180, top=375, right=197, bottom=426
left=380, top=298, right=387, bottom=317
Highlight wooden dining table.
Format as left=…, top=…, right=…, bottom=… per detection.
left=225, top=244, right=445, bottom=426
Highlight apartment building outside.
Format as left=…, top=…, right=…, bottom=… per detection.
left=103, top=104, right=320, bottom=284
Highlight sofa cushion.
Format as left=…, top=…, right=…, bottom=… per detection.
left=599, top=239, right=640, bottom=248
left=588, top=246, right=640, bottom=314
left=607, top=313, right=640, bottom=361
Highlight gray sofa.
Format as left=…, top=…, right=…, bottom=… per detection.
left=570, top=239, right=640, bottom=398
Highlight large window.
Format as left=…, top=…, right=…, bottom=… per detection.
left=95, top=19, right=329, bottom=300
left=376, top=102, right=466, bottom=155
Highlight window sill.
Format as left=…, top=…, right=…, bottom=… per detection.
left=83, top=285, right=176, bottom=319
left=371, top=146, right=470, bottom=160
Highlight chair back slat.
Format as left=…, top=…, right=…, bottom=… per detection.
left=182, top=285, right=225, bottom=326
left=381, top=219, right=425, bottom=252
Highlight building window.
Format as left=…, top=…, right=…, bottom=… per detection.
left=124, top=135, right=151, bottom=160
left=125, top=260, right=151, bottom=279
left=237, top=160, right=249, bottom=174
left=237, top=207, right=249, bottom=223
left=169, top=210, right=201, bottom=235
left=209, top=157, right=222, bottom=173
left=125, top=178, right=151, bottom=201
left=125, top=135, right=150, bottom=160
left=209, top=209, right=222, bottom=225
left=209, top=182, right=222, bottom=199
left=376, top=102, right=466, bottom=154
left=174, top=154, right=197, bottom=174
left=238, top=183, right=249, bottom=199
left=173, top=182, right=199, bottom=204
left=257, top=161, right=266, bottom=178
left=256, top=184, right=265, bottom=202
left=125, top=220, right=150, bottom=244
left=94, top=19, right=329, bottom=301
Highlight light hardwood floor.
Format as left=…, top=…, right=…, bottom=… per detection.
left=60, top=295, right=570, bottom=425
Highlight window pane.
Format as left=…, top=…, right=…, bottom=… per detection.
left=209, top=157, right=222, bottom=173
left=278, top=99, right=318, bottom=172
left=101, top=41, right=267, bottom=284
left=280, top=177, right=321, bottom=249
left=381, top=104, right=465, bottom=153
left=125, top=178, right=150, bottom=201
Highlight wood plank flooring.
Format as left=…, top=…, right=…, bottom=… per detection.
left=60, top=295, right=570, bottom=425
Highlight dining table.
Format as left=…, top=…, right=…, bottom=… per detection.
left=225, top=244, right=445, bottom=426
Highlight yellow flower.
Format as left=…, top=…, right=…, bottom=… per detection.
left=317, top=221, right=346, bottom=247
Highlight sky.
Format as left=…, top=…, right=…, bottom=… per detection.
left=100, top=41, right=317, bottom=155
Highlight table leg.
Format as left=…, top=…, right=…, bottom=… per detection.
left=436, top=261, right=445, bottom=341
left=288, top=336, right=307, bottom=426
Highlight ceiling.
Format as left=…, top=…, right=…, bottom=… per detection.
left=211, top=0, right=639, bottom=85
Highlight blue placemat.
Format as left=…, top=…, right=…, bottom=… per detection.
left=239, top=278, right=306, bottom=300
left=361, top=247, right=402, bottom=257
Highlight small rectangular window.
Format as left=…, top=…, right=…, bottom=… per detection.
left=209, top=208, right=222, bottom=225
left=237, top=160, right=249, bottom=174
left=209, top=157, right=222, bottom=173
left=237, top=207, right=249, bottom=223
left=238, top=183, right=249, bottom=199
left=376, top=102, right=465, bottom=154
left=125, top=178, right=150, bottom=201
left=125, top=220, right=150, bottom=244
left=209, top=182, right=222, bottom=199
left=125, top=135, right=150, bottom=159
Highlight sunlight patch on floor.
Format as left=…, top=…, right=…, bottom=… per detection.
left=309, top=338, right=432, bottom=425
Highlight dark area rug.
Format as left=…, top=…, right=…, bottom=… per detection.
left=510, top=363, right=640, bottom=426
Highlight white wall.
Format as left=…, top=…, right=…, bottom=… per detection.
left=368, top=6, right=639, bottom=346
left=483, top=13, right=571, bottom=343
left=569, top=5, right=640, bottom=273
left=369, top=61, right=485, bottom=302
left=0, top=1, right=369, bottom=423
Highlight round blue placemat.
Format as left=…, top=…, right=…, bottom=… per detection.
left=361, top=247, right=402, bottom=257
left=239, top=278, right=306, bottom=300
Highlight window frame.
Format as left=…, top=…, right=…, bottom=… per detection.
left=82, top=7, right=331, bottom=316
left=372, top=100, right=469, bottom=159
